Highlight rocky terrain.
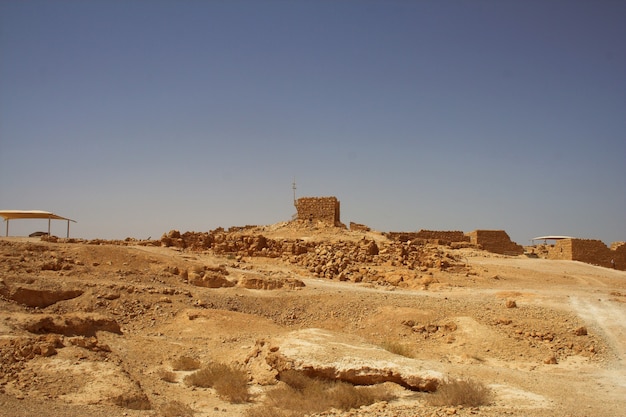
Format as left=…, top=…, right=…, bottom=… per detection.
left=0, top=221, right=625, bottom=417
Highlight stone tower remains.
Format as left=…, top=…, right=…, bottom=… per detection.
left=295, top=196, right=342, bottom=226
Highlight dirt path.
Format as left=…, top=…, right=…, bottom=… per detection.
left=569, top=296, right=626, bottom=361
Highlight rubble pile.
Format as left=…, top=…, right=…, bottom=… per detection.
left=160, top=227, right=468, bottom=286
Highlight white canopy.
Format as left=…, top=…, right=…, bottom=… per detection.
left=531, top=235, right=575, bottom=242
left=0, top=210, right=76, bottom=237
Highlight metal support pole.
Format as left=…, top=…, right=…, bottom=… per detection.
left=48, top=218, right=51, bottom=236
left=5, top=220, right=8, bottom=237
left=66, top=220, right=70, bottom=238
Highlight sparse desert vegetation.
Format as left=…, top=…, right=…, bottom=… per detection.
left=184, top=362, right=250, bottom=403
left=245, top=370, right=396, bottom=417
left=158, top=369, right=178, bottom=383
left=427, top=377, right=493, bottom=407
left=171, top=355, right=202, bottom=371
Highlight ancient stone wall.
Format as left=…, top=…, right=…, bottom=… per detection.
left=349, top=222, right=370, bottom=232
left=549, top=239, right=626, bottom=270
left=295, top=197, right=341, bottom=226
left=385, top=230, right=470, bottom=246
left=613, top=244, right=626, bottom=270
left=467, top=230, right=524, bottom=255
left=415, top=230, right=470, bottom=243
left=384, top=232, right=420, bottom=242
left=546, top=239, right=572, bottom=260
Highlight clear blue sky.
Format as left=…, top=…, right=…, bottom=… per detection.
left=1, top=0, right=625, bottom=245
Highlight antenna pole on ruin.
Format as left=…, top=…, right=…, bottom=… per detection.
left=292, top=178, right=297, bottom=207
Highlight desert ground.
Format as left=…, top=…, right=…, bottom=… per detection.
left=1, top=221, right=625, bottom=417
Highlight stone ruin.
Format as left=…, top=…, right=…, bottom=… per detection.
left=385, top=229, right=523, bottom=255
left=292, top=197, right=523, bottom=256
left=467, top=230, right=524, bottom=255
left=295, top=196, right=343, bottom=227
left=62, top=190, right=624, bottom=270
left=546, top=239, right=626, bottom=270
left=159, top=228, right=468, bottom=286
left=385, top=230, right=471, bottom=247
left=349, top=222, right=370, bottom=232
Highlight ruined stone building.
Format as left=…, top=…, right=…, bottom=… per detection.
left=546, top=239, right=626, bottom=270
left=384, top=230, right=470, bottom=246
left=292, top=197, right=623, bottom=270
left=467, top=230, right=524, bottom=255
left=295, top=196, right=342, bottom=226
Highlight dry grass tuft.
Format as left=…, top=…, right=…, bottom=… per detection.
left=245, top=370, right=395, bottom=417
left=171, top=355, right=201, bottom=371
left=111, top=392, right=152, bottom=410
left=184, top=362, right=250, bottom=403
left=427, top=377, right=492, bottom=407
left=380, top=340, right=414, bottom=358
left=158, top=369, right=178, bottom=383
left=159, top=400, right=195, bottom=417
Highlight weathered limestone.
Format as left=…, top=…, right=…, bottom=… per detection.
left=264, top=328, right=442, bottom=391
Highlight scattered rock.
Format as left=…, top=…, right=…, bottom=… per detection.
left=543, top=355, right=558, bottom=364
left=68, top=336, right=112, bottom=352
left=575, top=326, right=588, bottom=336
left=188, top=271, right=234, bottom=288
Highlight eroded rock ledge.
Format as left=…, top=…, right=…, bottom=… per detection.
left=259, top=328, right=443, bottom=391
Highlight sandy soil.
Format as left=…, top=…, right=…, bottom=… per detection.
left=0, top=224, right=625, bottom=417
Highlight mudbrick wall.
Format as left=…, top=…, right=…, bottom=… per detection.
left=467, top=230, right=524, bottom=255
left=549, top=239, right=626, bottom=270
left=295, top=197, right=341, bottom=226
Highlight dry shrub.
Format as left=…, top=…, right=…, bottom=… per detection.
left=184, top=363, right=226, bottom=388
left=159, top=400, right=195, bottom=417
left=158, top=369, right=177, bottom=383
left=427, top=377, right=492, bottom=407
left=184, top=362, right=250, bottom=403
left=171, top=355, right=201, bottom=371
left=111, top=392, right=152, bottom=410
left=245, top=370, right=395, bottom=417
left=380, top=340, right=413, bottom=358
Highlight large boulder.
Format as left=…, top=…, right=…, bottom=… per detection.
left=264, top=328, right=442, bottom=391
